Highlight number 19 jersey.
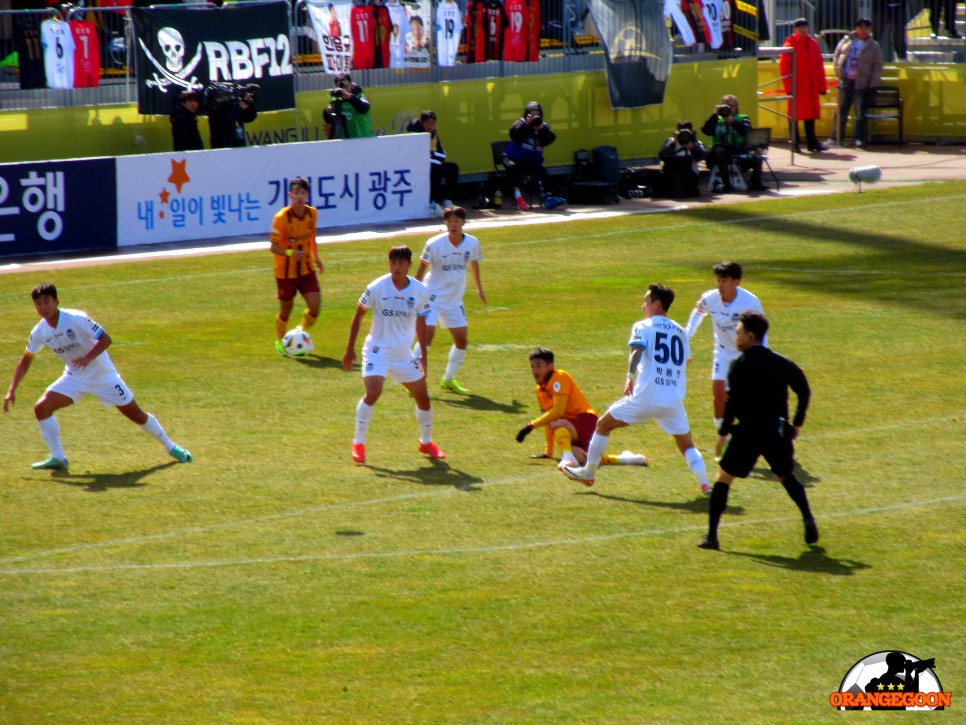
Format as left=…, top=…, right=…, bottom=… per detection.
left=628, top=315, right=690, bottom=406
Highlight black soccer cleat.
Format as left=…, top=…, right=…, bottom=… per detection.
left=804, top=519, right=819, bottom=545
left=697, top=535, right=720, bottom=550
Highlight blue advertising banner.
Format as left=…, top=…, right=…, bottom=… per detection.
left=0, top=158, right=117, bottom=258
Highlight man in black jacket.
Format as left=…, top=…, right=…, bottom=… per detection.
left=407, top=110, right=459, bottom=216
left=207, top=85, right=257, bottom=149
left=170, top=90, right=204, bottom=152
left=699, top=312, right=818, bottom=550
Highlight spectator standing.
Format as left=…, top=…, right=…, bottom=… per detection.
left=833, top=18, right=883, bottom=147
left=698, top=312, right=817, bottom=551
left=269, top=177, right=324, bottom=355
left=342, top=246, right=445, bottom=464
left=324, top=72, right=372, bottom=139
left=170, top=90, right=204, bottom=152
left=414, top=206, right=485, bottom=395
left=780, top=19, right=829, bottom=153
left=4, top=282, right=192, bottom=470
left=928, top=0, right=962, bottom=37
left=407, top=110, right=460, bottom=217
left=503, top=101, right=566, bottom=210
left=700, top=95, right=766, bottom=193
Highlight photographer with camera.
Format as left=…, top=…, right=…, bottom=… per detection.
left=658, top=120, right=707, bottom=197
left=170, top=89, right=204, bottom=152
left=503, top=101, right=566, bottom=211
left=323, top=72, right=372, bottom=140
left=700, top=95, right=765, bottom=193
left=206, top=82, right=258, bottom=149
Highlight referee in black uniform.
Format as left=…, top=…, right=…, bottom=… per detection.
left=698, top=312, right=818, bottom=550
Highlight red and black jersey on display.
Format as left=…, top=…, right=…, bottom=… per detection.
left=372, top=3, right=391, bottom=69
left=526, top=0, right=541, bottom=61
left=483, top=0, right=506, bottom=60
left=465, top=0, right=486, bottom=63
left=503, top=0, right=528, bottom=61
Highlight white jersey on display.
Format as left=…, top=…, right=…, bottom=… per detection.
left=358, top=274, right=431, bottom=357
left=26, top=308, right=117, bottom=382
left=41, top=18, right=75, bottom=89
left=686, top=286, right=764, bottom=356
left=419, top=232, right=482, bottom=308
left=628, top=315, right=691, bottom=407
left=436, top=0, right=462, bottom=66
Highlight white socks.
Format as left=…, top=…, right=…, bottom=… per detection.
left=443, top=345, right=466, bottom=381
left=140, top=413, right=174, bottom=451
left=38, top=417, right=66, bottom=460
left=415, top=406, right=434, bottom=444
left=713, top=417, right=723, bottom=432
left=584, top=433, right=610, bottom=472
left=684, top=446, right=709, bottom=486
left=354, top=399, right=374, bottom=444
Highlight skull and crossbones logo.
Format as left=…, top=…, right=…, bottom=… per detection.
left=139, top=25, right=203, bottom=92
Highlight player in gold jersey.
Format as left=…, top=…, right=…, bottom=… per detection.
left=269, top=177, right=324, bottom=354
left=516, top=348, right=648, bottom=469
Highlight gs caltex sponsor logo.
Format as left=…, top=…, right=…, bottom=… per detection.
left=830, top=651, right=951, bottom=710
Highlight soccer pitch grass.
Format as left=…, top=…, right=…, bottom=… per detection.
left=1, top=184, right=964, bottom=723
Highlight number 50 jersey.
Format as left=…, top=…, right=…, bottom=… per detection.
left=628, top=315, right=691, bottom=406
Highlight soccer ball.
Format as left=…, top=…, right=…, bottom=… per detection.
left=282, top=328, right=314, bottom=357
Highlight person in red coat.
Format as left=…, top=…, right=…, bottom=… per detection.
left=780, top=18, right=829, bottom=153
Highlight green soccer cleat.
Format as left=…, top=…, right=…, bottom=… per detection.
left=32, top=456, right=68, bottom=470
left=169, top=445, right=193, bottom=463
left=440, top=378, right=469, bottom=395
left=274, top=340, right=286, bottom=356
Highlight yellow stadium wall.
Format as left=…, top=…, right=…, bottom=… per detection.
left=756, top=61, right=966, bottom=142
left=1, top=59, right=963, bottom=169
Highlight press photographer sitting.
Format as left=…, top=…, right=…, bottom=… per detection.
left=324, top=72, right=372, bottom=139
left=700, top=95, right=765, bottom=193
left=503, top=101, right=566, bottom=211
left=658, top=120, right=707, bottom=197
left=207, top=82, right=258, bottom=149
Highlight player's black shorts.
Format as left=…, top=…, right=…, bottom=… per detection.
left=719, top=425, right=795, bottom=479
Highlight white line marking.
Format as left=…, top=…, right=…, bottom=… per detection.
left=2, top=494, right=962, bottom=576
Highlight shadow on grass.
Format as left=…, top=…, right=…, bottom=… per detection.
left=747, top=463, right=821, bottom=486
left=50, top=462, right=177, bottom=492
left=436, top=394, right=527, bottom=415
left=293, top=355, right=344, bottom=370
left=674, top=198, right=966, bottom=320
left=365, top=458, right=483, bottom=491
left=581, top=490, right=745, bottom=516
left=726, top=545, right=871, bottom=576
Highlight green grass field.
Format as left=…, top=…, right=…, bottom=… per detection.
left=1, top=184, right=964, bottom=723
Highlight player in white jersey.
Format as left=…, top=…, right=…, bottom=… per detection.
left=342, top=245, right=445, bottom=464
left=415, top=206, right=486, bottom=395
left=436, top=0, right=462, bottom=66
left=40, top=17, right=75, bottom=89
left=684, top=261, right=764, bottom=458
left=561, top=284, right=710, bottom=495
left=3, top=283, right=192, bottom=471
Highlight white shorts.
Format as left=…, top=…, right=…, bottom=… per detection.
left=711, top=348, right=738, bottom=382
left=47, top=370, right=136, bottom=409
left=361, top=347, right=424, bottom=384
left=426, top=302, right=467, bottom=329
left=606, top=395, right=691, bottom=436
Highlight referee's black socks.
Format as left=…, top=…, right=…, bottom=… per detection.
left=707, top=481, right=730, bottom=536
left=781, top=474, right=814, bottom=521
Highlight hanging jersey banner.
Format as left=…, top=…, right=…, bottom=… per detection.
left=131, top=2, right=295, bottom=116
left=586, top=0, right=672, bottom=108
left=305, top=1, right=353, bottom=74
left=403, top=0, right=432, bottom=69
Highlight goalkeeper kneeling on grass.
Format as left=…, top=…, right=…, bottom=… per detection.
left=516, top=348, right=648, bottom=469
